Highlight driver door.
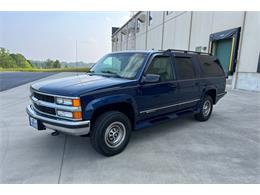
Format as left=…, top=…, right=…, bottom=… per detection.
left=137, top=54, right=178, bottom=119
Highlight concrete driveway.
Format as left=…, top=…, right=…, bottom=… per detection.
left=0, top=72, right=259, bottom=183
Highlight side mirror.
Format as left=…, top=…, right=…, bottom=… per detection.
left=142, top=74, right=160, bottom=83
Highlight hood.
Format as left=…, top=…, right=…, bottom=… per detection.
left=31, top=74, right=135, bottom=97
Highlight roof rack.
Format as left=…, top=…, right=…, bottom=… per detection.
left=159, top=49, right=211, bottom=55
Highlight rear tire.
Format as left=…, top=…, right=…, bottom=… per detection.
left=195, top=95, right=213, bottom=121
left=90, top=111, right=131, bottom=156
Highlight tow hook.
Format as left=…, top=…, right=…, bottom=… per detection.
left=51, top=131, right=60, bottom=136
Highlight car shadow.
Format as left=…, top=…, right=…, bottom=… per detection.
left=53, top=115, right=197, bottom=160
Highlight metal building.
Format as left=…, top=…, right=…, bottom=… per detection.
left=111, top=11, right=260, bottom=91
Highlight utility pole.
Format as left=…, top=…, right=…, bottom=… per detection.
left=76, top=40, right=78, bottom=67
left=76, top=40, right=79, bottom=76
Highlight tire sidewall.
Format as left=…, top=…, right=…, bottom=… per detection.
left=92, top=112, right=131, bottom=156
left=201, top=95, right=213, bottom=120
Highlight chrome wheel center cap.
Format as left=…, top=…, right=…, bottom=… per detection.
left=104, top=122, right=126, bottom=148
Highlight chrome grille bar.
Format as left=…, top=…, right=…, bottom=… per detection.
left=30, top=96, right=81, bottom=112
left=29, top=88, right=82, bottom=121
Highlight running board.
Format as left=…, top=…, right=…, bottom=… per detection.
left=135, top=109, right=195, bottom=130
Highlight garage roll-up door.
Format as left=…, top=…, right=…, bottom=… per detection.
left=209, top=27, right=241, bottom=75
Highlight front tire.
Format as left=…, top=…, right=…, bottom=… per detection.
left=195, top=95, right=213, bottom=121
left=90, top=111, right=131, bottom=156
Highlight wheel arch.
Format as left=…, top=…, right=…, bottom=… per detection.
left=204, top=88, right=217, bottom=104
left=84, top=94, right=138, bottom=130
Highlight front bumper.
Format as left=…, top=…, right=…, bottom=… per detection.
left=26, top=105, right=90, bottom=136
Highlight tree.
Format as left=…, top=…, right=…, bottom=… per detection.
left=0, top=47, right=6, bottom=54
left=46, top=59, right=54, bottom=69
left=10, top=53, right=32, bottom=68
left=0, top=47, right=64, bottom=69
left=0, top=48, right=17, bottom=68
left=53, top=60, right=61, bottom=68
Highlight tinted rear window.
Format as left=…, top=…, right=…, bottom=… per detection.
left=198, top=55, right=225, bottom=77
left=175, top=57, right=196, bottom=80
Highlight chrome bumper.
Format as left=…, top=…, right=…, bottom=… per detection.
left=26, top=105, right=90, bottom=136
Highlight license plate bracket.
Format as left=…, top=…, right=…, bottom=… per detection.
left=29, top=117, right=45, bottom=130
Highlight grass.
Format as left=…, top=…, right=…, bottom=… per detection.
left=0, top=67, right=90, bottom=72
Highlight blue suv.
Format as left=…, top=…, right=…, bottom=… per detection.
left=26, top=49, right=226, bottom=156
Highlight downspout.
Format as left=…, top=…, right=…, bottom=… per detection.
left=188, top=11, right=193, bottom=50
left=232, top=11, right=247, bottom=90
left=161, top=12, right=166, bottom=50
left=126, top=24, right=129, bottom=50
left=145, top=11, right=148, bottom=50
left=134, top=16, right=137, bottom=50
left=120, top=33, right=123, bottom=51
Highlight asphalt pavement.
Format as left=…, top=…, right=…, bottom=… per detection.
left=0, top=72, right=259, bottom=183
left=0, top=72, right=57, bottom=92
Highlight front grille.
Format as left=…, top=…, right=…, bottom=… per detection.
left=31, top=90, right=57, bottom=117
left=34, top=104, right=56, bottom=115
left=33, top=92, right=55, bottom=103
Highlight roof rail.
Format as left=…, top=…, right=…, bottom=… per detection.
left=159, top=49, right=211, bottom=55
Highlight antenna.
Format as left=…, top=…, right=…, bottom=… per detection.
left=76, top=40, right=78, bottom=76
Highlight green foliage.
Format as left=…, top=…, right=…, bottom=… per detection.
left=53, top=60, right=61, bottom=68
left=0, top=47, right=91, bottom=71
left=0, top=48, right=17, bottom=68
left=45, top=59, right=62, bottom=69
left=10, top=53, right=32, bottom=68
left=0, top=47, right=33, bottom=69
left=0, top=47, right=63, bottom=69
left=46, top=59, right=54, bottom=68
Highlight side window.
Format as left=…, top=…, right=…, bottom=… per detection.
left=175, top=57, right=196, bottom=80
left=146, top=56, right=173, bottom=82
left=198, top=55, right=225, bottom=77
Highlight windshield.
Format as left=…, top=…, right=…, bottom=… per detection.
left=89, top=53, right=147, bottom=79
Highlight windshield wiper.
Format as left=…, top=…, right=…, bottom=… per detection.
left=87, top=70, right=100, bottom=76
left=101, top=70, right=122, bottom=78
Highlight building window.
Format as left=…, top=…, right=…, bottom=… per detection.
left=195, top=46, right=207, bottom=52
left=148, top=11, right=153, bottom=26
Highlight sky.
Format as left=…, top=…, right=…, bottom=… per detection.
left=0, top=11, right=130, bottom=63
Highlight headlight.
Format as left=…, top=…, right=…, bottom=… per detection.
left=57, top=110, right=73, bottom=118
left=56, top=97, right=82, bottom=120
left=56, top=97, right=81, bottom=107
left=57, top=110, right=82, bottom=120
left=56, top=97, right=72, bottom=105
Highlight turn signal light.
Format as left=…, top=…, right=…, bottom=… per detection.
left=73, top=111, right=82, bottom=120
left=72, top=99, right=81, bottom=107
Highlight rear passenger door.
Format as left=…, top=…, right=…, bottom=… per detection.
left=173, top=55, right=201, bottom=110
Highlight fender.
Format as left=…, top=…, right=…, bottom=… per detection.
left=200, top=84, right=217, bottom=99
left=194, top=86, right=216, bottom=113
left=83, top=94, right=138, bottom=120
